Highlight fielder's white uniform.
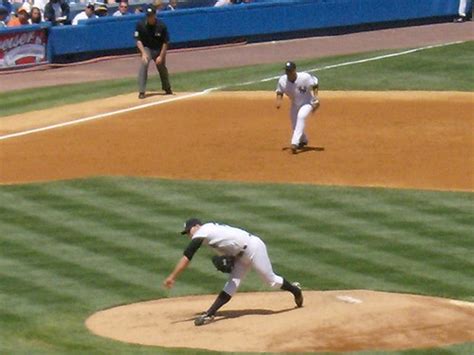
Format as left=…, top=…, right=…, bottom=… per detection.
left=192, top=223, right=283, bottom=296
left=276, top=72, right=319, bottom=146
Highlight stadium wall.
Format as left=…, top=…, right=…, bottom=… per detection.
left=0, top=0, right=469, bottom=66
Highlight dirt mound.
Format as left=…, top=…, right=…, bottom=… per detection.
left=85, top=290, right=474, bottom=353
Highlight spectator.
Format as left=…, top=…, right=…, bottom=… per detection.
left=30, top=6, right=42, bottom=23
left=135, top=5, right=172, bottom=98
left=165, top=0, right=177, bottom=11
left=113, top=1, right=129, bottom=16
left=95, top=3, right=108, bottom=17
left=153, top=0, right=163, bottom=11
left=44, top=0, right=70, bottom=25
left=8, top=5, right=30, bottom=26
left=454, top=0, right=470, bottom=22
left=0, top=4, right=8, bottom=27
left=72, top=3, right=96, bottom=25
left=33, top=0, right=48, bottom=13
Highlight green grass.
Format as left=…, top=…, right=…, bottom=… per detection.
left=0, top=177, right=473, bottom=354
left=0, top=41, right=472, bottom=117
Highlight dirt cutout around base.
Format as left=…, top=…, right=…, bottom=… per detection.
left=86, top=290, right=474, bottom=353
left=1, top=91, right=473, bottom=190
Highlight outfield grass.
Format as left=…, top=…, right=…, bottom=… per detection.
left=0, top=41, right=473, bottom=117
left=0, top=178, right=473, bottom=354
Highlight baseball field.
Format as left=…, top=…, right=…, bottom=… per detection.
left=0, top=38, right=473, bottom=354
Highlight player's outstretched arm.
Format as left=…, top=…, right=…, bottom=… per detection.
left=163, top=256, right=190, bottom=289
left=275, top=92, right=283, bottom=109
left=311, top=85, right=320, bottom=111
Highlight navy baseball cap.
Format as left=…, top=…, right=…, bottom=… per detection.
left=181, top=218, right=202, bottom=234
left=284, top=61, right=296, bottom=71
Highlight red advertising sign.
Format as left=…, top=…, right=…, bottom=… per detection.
left=0, top=28, right=48, bottom=68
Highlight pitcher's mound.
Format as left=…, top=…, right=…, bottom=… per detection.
left=85, top=290, right=474, bottom=353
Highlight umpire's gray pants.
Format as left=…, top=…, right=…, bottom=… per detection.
left=138, top=47, right=171, bottom=94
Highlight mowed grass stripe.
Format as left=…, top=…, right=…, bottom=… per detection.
left=123, top=178, right=473, bottom=269
left=316, top=206, right=474, bottom=275
left=6, top=179, right=470, bottom=296
left=217, top=185, right=472, bottom=251
left=0, top=250, right=132, bottom=310
left=58, top=181, right=332, bottom=293
left=105, top=179, right=474, bottom=294
left=298, top=188, right=473, bottom=249
left=258, top=204, right=474, bottom=295
left=209, top=186, right=474, bottom=277
left=259, top=187, right=473, bottom=265
left=191, top=185, right=474, bottom=295
left=0, top=213, right=212, bottom=299
left=0, top=185, right=188, bottom=262
left=0, top=204, right=162, bottom=288
left=0, top=232, right=157, bottom=300
left=0, top=271, right=77, bottom=308
left=0, top=188, right=239, bottom=296
left=22, top=183, right=238, bottom=289
left=0, top=190, right=180, bottom=276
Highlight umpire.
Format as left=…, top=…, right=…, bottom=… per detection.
left=135, top=5, right=173, bottom=99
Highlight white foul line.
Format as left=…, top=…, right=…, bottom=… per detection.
left=0, top=90, right=215, bottom=141
left=229, top=41, right=464, bottom=88
left=0, top=41, right=462, bottom=141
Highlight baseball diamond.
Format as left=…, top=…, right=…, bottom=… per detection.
left=0, top=21, right=473, bottom=354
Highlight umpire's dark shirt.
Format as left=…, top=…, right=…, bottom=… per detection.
left=134, top=18, right=169, bottom=50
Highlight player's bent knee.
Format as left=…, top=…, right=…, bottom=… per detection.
left=265, top=275, right=284, bottom=288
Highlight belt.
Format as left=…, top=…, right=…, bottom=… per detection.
left=237, top=245, right=247, bottom=257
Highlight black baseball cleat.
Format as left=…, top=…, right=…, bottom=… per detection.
left=290, top=144, right=298, bottom=154
left=138, top=92, right=146, bottom=99
left=164, top=89, right=173, bottom=95
left=292, top=282, right=303, bottom=307
left=194, top=312, right=215, bottom=326
left=298, top=141, right=308, bottom=149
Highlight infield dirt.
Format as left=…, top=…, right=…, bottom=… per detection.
left=1, top=91, right=473, bottom=191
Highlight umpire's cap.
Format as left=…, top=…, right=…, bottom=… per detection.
left=145, top=4, right=156, bottom=15
left=284, top=61, right=296, bottom=71
left=181, top=218, right=202, bottom=235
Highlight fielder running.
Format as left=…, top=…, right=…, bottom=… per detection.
left=163, top=218, right=303, bottom=326
left=276, top=61, right=320, bottom=154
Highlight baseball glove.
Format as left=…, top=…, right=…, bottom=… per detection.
left=311, top=97, right=320, bottom=110
left=212, top=255, right=235, bottom=273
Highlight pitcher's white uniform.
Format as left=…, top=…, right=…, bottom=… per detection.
left=192, top=223, right=284, bottom=296
left=165, top=218, right=303, bottom=326
left=276, top=72, right=319, bottom=146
